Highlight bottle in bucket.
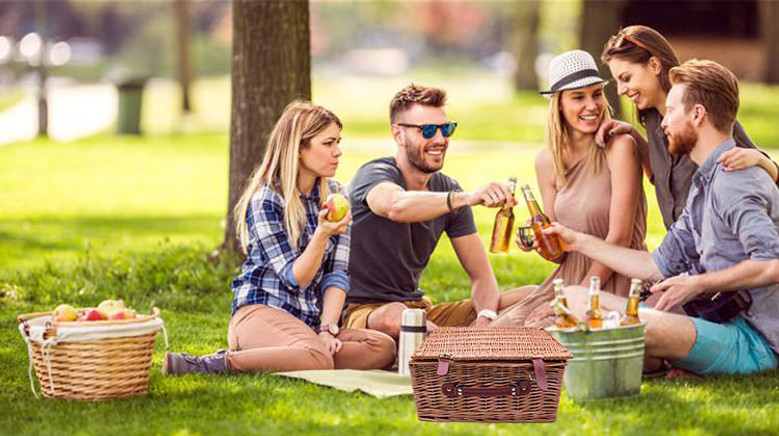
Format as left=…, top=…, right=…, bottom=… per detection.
left=489, top=177, right=517, bottom=254
left=620, top=278, right=643, bottom=326
left=552, top=278, right=568, bottom=308
left=551, top=297, right=579, bottom=329
left=398, top=308, right=427, bottom=375
left=586, top=276, right=603, bottom=329
left=520, top=184, right=565, bottom=261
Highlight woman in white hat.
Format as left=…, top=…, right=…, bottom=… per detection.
left=494, top=50, right=647, bottom=327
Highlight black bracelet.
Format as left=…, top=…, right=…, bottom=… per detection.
left=446, top=190, right=455, bottom=212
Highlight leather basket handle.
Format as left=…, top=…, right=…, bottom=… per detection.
left=442, top=380, right=531, bottom=398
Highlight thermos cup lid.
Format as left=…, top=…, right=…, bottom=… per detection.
left=401, top=308, right=427, bottom=326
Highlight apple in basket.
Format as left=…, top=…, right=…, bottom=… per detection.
left=79, top=309, right=105, bottom=322
left=97, top=299, right=125, bottom=319
left=52, top=304, right=79, bottom=322
left=324, top=193, right=349, bottom=222
left=108, top=308, right=137, bottom=320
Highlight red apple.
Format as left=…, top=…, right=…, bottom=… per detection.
left=108, top=308, right=137, bottom=320
left=82, top=309, right=105, bottom=321
left=324, top=193, right=349, bottom=222
left=52, top=304, right=78, bottom=322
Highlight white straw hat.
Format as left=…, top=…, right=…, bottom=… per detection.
left=540, top=50, right=608, bottom=97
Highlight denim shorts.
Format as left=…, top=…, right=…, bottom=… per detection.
left=675, top=316, right=778, bottom=375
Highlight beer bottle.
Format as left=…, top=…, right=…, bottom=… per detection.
left=520, top=184, right=564, bottom=261
left=620, top=278, right=642, bottom=326
left=552, top=278, right=568, bottom=308
left=586, top=276, right=603, bottom=329
left=488, top=177, right=517, bottom=254
left=551, top=298, right=579, bottom=329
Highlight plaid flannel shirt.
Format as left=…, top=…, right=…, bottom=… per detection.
left=231, top=179, right=350, bottom=329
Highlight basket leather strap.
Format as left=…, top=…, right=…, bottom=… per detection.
left=441, top=380, right=531, bottom=398
left=532, top=358, right=548, bottom=391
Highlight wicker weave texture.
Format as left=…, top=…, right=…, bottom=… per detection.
left=413, top=327, right=573, bottom=361
left=410, top=360, right=566, bottom=423
left=30, top=333, right=157, bottom=401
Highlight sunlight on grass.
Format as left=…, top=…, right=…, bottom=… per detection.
left=2, top=125, right=779, bottom=434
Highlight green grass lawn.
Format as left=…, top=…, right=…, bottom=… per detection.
left=1, top=132, right=778, bottom=435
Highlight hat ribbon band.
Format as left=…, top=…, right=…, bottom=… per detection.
left=550, top=68, right=602, bottom=94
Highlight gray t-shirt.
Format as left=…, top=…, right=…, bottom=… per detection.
left=346, top=157, right=477, bottom=305
left=643, top=110, right=760, bottom=229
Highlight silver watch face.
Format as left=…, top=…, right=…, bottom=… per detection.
left=328, top=324, right=340, bottom=335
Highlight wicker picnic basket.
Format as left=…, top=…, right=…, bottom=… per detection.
left=409, top=327, right=573, bottom=423
left=17, top=308, right=166, bottom=401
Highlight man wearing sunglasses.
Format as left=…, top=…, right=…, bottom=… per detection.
left=342, top=84, right=528, bottom=340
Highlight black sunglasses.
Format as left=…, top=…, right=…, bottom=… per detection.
left=396, top=122, right=457, bottom=139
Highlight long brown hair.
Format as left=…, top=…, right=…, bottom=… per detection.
left=601, top=25, right=680, bottom=125
left=233, top=101, right=342, bottom=253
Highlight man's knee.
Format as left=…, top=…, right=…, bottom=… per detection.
left=367, top=302, right=407, bottom=339
left=364, top=331, right=398, bottom=369
left=641, top=310, right=696, bottom=361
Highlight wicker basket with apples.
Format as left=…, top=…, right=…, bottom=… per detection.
left=18, top=299, right=166, bottom=401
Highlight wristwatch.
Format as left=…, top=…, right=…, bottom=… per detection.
left=316, top=323, right=340, bottom=336
left=477, top=309, right=498, bottom=321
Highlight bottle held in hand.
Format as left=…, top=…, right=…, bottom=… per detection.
left=489, top=177, right=517, bottom=254
left=520, top=184, right=564, bottom=261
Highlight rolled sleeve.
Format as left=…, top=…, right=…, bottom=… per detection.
left=320, top=222, right=351, bottom=294
left=248, top=196, right=301, bottom=292
left=652, top=210, right=698, bottom=278
left=320, top=270, right=350, bottom=294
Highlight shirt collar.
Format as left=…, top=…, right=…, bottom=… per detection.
left=298, top=178, right=321, bottom=203
left=697, top=138, right=736, bottom=183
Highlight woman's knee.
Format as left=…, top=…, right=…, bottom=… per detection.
left=299, top=341, right=335, bottom=370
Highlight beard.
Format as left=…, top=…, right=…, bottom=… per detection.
left=403, top=136, right=444, bottom=174
left=666, top=121, right=698, bottom=157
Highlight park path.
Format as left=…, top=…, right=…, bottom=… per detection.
left=0, top=83, right=117, bottom=145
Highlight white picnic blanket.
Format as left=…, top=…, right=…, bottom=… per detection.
left=276, top=369, right=413, bottom=398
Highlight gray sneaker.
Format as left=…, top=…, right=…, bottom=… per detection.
left=163, top=349, right=228, bottom=375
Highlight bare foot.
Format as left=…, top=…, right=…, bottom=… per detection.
left=666, top=368, right=701, bottom=380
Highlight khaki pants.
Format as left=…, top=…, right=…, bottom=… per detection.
left=227, top=304, right=397, bottom=373
left=342, top=296, right=477, bottom=330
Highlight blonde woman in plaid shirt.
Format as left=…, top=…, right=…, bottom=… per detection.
left=163, top=102, right=396, bottom=375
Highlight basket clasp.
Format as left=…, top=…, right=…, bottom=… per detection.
left=437, top=353, right=452, bottom=376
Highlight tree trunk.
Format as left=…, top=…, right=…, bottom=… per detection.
left=174, top=0, right=193, bottom=113
left=223, top=0, right=311, bottom=255
left=35, top=0, right=48, bottom=137
left=760, top=0, right=779, bottom=84
left=579, top=0, right=627, bottom=119
left=509, top=1, right=540, bottom=91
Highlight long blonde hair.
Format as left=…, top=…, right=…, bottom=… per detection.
left=234, top=101, right=342, bottom=253
left=546, top=91, right=608, bottom=186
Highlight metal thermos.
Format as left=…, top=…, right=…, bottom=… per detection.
left=398, top=308, right=427, bottom=375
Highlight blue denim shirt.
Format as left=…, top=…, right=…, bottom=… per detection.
left=652, top=138, right=779, bottom=354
